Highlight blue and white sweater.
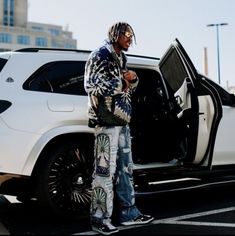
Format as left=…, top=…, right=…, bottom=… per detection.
left=84, top=40, right=138, bottom=127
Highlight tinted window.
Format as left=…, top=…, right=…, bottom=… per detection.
left=0, top=58, right=7, bottom=72
left=204, top=76, right=234, bottom=106
left=160, top=49, right=188, bottom=93
left=23, top=61, right=87, bottom=96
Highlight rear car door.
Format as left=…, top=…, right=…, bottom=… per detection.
left=158, top=38, right=222, bottom=167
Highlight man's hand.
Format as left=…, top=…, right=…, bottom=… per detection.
left=122, top=70, right=138, bottom=92
left=123, top=70, right=137, bottom=82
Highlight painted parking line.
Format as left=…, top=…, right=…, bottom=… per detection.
left=157, top=206, right=235, bottom=228
left=157, top=206, right=235, bottom=222
left=74, top=206, right=235, bottom=235
left=165, top=221, right=235, bottom=227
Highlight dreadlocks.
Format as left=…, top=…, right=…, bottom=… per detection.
left=108, top=22, right=136, bottom=44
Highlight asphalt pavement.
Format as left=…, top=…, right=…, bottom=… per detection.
left=2, top=183, right=235, bottom=235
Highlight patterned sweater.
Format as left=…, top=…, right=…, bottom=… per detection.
left=84, top=40, right=138, bottom=127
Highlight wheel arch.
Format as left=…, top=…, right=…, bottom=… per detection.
left=33, top=132, right=94, bottom=175
left=22, top=129, right=95, bottom=177
left=29, top=132, right=95, bottom=219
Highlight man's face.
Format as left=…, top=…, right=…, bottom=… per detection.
left=117, top=27, right=133, bottom=52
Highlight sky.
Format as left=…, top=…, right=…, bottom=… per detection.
left=28, top=0, right=235, bottom=88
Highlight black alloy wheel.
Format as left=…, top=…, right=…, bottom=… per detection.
left=36, top=141, right=93, bottom=219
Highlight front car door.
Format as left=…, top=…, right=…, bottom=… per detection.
left=159, top=38, right=222, bottom=167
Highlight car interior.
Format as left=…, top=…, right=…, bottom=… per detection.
left=130, top=68, right=188, bottom=164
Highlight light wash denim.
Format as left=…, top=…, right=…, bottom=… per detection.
left=90, top=125, right=141, bottom=224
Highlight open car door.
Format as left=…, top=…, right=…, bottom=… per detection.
left=159, top=38, right=222, bottom=167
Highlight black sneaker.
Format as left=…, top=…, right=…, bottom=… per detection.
left=92, top=221, right=119, bottom=235
left=121, top=214, right=154, bottom=226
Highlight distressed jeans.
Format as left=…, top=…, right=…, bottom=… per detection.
left=90, top=125, right=141, bottom=224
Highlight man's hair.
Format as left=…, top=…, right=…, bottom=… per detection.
left=108, top=22, right=136, bottom=44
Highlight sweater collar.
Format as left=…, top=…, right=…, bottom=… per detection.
left=103, top=39, right=126, bottom=70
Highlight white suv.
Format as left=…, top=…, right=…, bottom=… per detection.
left=0, top=39, right=235, bottom=219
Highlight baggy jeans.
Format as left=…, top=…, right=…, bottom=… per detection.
left=90, top=125, right=141, bottom=224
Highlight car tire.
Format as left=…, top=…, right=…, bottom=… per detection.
left=35, top=139, right=93, bottom=220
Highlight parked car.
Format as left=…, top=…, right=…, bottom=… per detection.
left=0, top=38, right=234, bottom=219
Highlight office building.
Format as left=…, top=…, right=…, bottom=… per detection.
left=0, top=0, right=77, bottom=51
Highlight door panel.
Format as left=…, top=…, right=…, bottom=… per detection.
left=159, top=38, right=221, bottom=167
left=175, top=79, right=191, bottom=111
left=195, top=95, right=215, bottom=164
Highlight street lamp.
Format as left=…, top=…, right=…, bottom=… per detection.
left=207, top=23, right=228, bottom=84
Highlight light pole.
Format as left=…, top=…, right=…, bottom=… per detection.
left=207, top=23, right=228, bottom=84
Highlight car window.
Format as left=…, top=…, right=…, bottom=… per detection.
left=203, top=75, right=235, bottom=106
left=23, top=61, right=87, bottom=96
left=0, top=58, right=7, bottom=72
left=160, top=50, right=188, bottom=94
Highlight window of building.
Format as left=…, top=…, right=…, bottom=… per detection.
left=3, top=16, right=8, bottom=26
left=3, top=0, right=8, bottom=26
left=9, top=0, right=14, bottom=26
left=31, top=26, right=44, bottom=32
left=3, top=0, right=14, bottom=26
left=48, top=28, right=60, bottom=36
left=51, top=40, right=62, bottom=48
left=10, top=0, right=14, bottom=13
left=0, top=33, right=12, bottom=43
left=23, top=61, right=87, bottom=96
left=35, top=37, right=47, bottom=47
left=17, top=35, right=30, bottom=45
left=64, top=43, right=76, bottom=49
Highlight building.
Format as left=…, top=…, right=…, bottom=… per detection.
left=0, top=0, right=77, bottom=51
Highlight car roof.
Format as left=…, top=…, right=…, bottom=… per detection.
left=0, top=47, right=160, bottom=68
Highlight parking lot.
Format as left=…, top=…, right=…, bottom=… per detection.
left=1, top=181, right=235, bottom=235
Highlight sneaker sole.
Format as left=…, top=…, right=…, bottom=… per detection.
left=121, top=217, right=154, bottom=226
left=92, top=226, right=119, bottom=235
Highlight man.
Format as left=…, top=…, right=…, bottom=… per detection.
left=84, top=22, right=154, bottom=235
